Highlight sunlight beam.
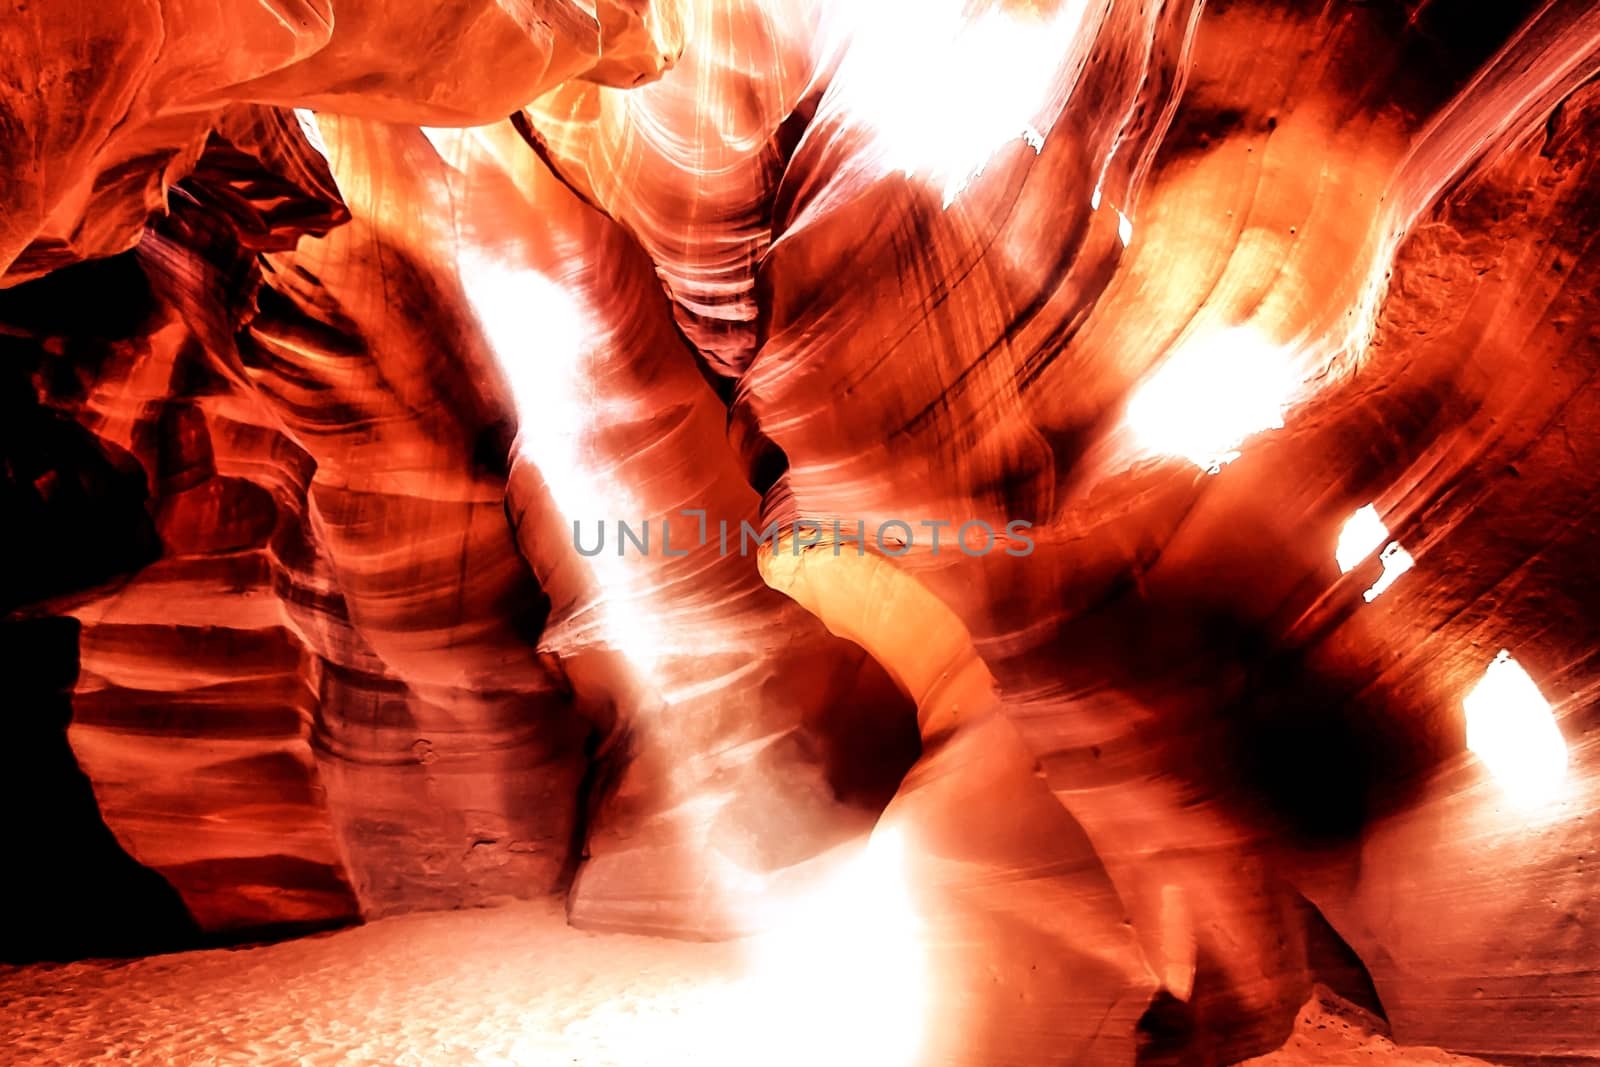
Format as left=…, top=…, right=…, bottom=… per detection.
left=1124, top=327, right=1296, bottom=471
left=1464, top=650, right=1569, bottom=809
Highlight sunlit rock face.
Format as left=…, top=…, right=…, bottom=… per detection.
left=4, top=0, right=1600, bottom=1064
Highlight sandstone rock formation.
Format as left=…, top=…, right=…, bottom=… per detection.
left=4, top=0, right=1599, bottom=1063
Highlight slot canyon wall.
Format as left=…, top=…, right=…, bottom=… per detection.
left=3, top=0, right=1599, bottom=1063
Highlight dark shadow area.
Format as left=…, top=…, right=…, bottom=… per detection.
left=1036, top=583, right=1438, bottom=849
left=0, top=616, right=201, bottom=964
left=0, top=257, right=203, bottom=964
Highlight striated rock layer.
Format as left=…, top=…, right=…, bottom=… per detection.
left=4, top=0, right=1600, bottom=1064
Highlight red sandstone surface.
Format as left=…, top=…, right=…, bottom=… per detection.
left=4, top=0, right=1599, bottom=1063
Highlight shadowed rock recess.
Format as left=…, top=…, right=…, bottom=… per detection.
left=3, top=1, right=1598, bottom=1064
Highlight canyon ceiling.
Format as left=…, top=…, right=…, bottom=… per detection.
left=3, top=0, right=1600, bottom=1063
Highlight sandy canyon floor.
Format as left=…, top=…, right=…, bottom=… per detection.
left=0, top=900, right=1495, bottom=1066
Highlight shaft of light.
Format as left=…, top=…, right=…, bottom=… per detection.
left=1464, top=650, right=1569, bottom=809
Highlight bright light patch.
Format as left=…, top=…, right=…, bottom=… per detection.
left=1124, top=327, right=1297, bottom=471
left=1117, top=209, right=1133, bottom=247
left=1362, top=541, right=1413, bottom=602
left=737, top=829, right=926, bottom=1067
left=830, top=0, right=1092, bottom=209
left=293, top=108, right=329, bottom=162
left=456, top=248, right=613, bottom=520
left=458, top=247, right=663, bottom=676
left=1337, top=505, right=1389, bottom=573
left=1465, top=650, right=1568, bottom=808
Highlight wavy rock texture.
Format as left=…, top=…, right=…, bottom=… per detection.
left=5, top=0, right=1600, bottom=1064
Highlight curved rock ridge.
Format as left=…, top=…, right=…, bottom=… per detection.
left=1, top=0, right=688, bottom=285
left=4, top=0, right=1600, bottom=1064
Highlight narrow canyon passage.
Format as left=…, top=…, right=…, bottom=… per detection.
left=4, top=0, right=1600, bottom=1064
